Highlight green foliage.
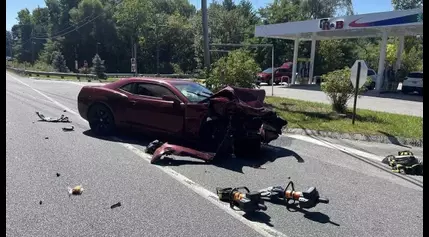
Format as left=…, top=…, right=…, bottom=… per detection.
left=51, top=51, right=69, bottom=72
left=321, top=67, right=367, bottom=113
left=6, top=0, right=423, bottom=77
left=91, top=54, right=106, bottom=79
left=206, top=50, right=260, bottom=92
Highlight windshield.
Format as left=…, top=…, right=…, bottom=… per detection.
left=173, top=83, right=213, bottom=103
left=262, top=68, right=273, bottom=73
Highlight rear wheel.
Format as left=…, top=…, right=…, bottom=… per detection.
left=87, top=103, right=116, bottom=136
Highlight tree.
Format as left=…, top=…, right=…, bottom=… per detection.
left=391, top=0, right=422, bottom=10
left=92, top=54, right=106, bottom=79
left=206, top=50, right=260, bottom=92
left=51, top=51, right=69, bottom=72
left=6, top=30, right=13, bottom=57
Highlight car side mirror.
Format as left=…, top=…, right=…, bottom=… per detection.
left=162, top=95, right=180, bottom=104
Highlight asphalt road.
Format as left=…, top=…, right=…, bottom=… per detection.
left=6, top=73, right=423, bottom=237
left=261, top=84, right=423, bottom=117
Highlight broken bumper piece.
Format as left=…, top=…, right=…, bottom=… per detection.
left=150, top=143, right=216, bottom=164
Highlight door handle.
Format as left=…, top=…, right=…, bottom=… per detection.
left=129, top=100, right=137, bottom=105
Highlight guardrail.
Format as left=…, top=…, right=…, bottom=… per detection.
left=6, top=66, right=97, bottom=80
left=6, top=66, right=198, bottom=80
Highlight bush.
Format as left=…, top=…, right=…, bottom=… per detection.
left=79, top=66, right=91, bottom=74
left=321, top=67, right=368, bottom=113
left=32, top=60, right=55, bottom=72
left=91, top=54, right=106, bottom=79
left=205, top=50, right=260, bottom=92
left=51, top=51, right=69, bottom=73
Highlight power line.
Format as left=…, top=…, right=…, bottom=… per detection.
left=32, top=13, right=103, bottom=40
left=32, top=13, right=96, bottom=38
left=31, top=1, right=124, bottom=41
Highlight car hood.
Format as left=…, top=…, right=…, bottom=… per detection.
left=207, top=86, right=279, bottom=119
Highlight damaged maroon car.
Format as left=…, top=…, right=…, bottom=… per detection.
left=77, top=78, right=287, bottom=163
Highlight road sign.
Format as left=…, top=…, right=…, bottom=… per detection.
left=131, top=58, right=136, bottom=73
left=350, top=60, right=368, bottom=89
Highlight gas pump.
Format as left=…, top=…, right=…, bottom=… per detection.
left=297, top=58, right=311, bottom=84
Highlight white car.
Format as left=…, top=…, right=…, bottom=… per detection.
left=402, top=72, right=423, bottom=95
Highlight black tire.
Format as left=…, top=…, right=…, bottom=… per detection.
left=87, top=103, right=116, bottom=136
left=234, top=138, right=261, bottom=158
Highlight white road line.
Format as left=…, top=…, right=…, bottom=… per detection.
left=6, top=72, right=288, bottom=237
left=284, top=134, right=384, bottom=161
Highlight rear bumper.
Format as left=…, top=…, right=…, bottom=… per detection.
left=402, top=85, right=423, bottom=93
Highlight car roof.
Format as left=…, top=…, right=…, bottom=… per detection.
left=103, top=77, right=197, bottom=89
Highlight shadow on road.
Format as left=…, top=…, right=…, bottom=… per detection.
left=83, top=130, right=304, bottom=173
left=363, top=90, right=423, bottom=102
left=243, top=212, right=274, bottom=227
left=285, top=204, right=340, bottom=226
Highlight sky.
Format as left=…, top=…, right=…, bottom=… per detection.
left=6, top=0, right=394, bottom=31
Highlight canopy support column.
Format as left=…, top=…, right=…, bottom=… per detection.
left=308, top=35, right=316, bottom=84
left=395, top=36, right=405, bottom=71
left=291, top=36, right=300, bottom=85
left=376, top=31, right=388, bottom=91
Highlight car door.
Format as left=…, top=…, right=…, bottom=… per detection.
left=127, top=82, right=185, bottom=135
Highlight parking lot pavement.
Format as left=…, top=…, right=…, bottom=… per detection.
left=7, top=72, right=423, bottom=237
left=261, top=84, right=423, bottom=117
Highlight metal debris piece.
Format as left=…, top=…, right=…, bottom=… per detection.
left=62, top=126, right=74, bottom=132
left=56, top=173, right=60, bottom=177
left=110, top=202, right=122, bottom=209
left=39, top=201, right=43, bottom=205
left=63, top=110, right=67, bottom=112
left=36, top=111, right=70, bottom=123
left=68, top=185, right=84, bottom=195
left=45, top=137, right=49, bottom=139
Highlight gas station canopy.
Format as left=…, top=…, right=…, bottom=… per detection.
left=254, top=8, right=423, bottom=92
left=255, top=8, right=423, bottom=40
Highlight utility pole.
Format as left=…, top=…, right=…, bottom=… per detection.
left=202, top=0, right=210, bottom=70
left=31, top=28, right=35, bottom=64
left=96, top=42, right=100, bottom=55
left=155, top=15, right=160, bottom=76
left=134, top=42, right=138, bottom=76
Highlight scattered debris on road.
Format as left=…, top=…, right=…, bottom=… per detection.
left=382, top=151, right=423, bottom=175
left=110, top=202, right=122, bottom=209
left=62, top=126, right=74, bottom=132
left=36, top=111, right=70, bottom=123
left=68, top=185, right=84, bottom=195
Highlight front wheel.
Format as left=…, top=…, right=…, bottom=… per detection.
left=87, top=103, right=116, bottom=136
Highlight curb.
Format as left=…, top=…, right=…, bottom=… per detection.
left=283, top=128, right=423, bottom=148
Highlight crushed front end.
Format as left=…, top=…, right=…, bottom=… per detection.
left=148, top=86, right=288, bottom=164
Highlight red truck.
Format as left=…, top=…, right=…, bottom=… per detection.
left=256, top=62, right=292, bottom=85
